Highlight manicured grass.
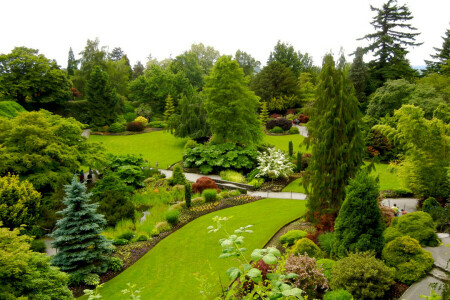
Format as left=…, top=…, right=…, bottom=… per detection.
left=82, top=199, right=306, bottom=299
left=282, top=178, right=307, bottom=193
left=89, top=131, right=187, bottom=168
left=263, top=134, right=309, bottom=154
left=371, top=162, right=407, bottom=191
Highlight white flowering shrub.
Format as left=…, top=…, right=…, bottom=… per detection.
left=256, top=148, right=294, bottom=179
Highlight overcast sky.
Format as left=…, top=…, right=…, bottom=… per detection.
left=1, top=0, right=448, bottom=68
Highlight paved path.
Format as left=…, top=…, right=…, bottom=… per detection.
left=81, top=128, right=91, bottom=139
left=381, top=198, right=419, bottom=213
left=293, top=124, right=308, bottom=137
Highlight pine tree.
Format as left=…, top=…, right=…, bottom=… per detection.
left=86, top=65, right=120, bottom=127
left=184, top=183, right=192, bottom=208
left=304, top=54, right=364, bottom=220
left=349, top=47, right=369, bottom=111
left=163, top=94, right=175, bottom=121
left=51, top=177, right=112, bottom=276
left=67, top=47, right=77, bottom=76
left=358, top=0, right=422, bottom=85
left=425, top=27, right=450, bottom=74
left=259, top=101, right=269, bottom=126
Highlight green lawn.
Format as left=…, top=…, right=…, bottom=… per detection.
left=263, top=134, right=309, bottom=154
left=371, top=162, right=407, bottom=191
left=82, top=199, right=306, bottom=299
left=282, top=178, right=306, bottom=193
left=89, top=131, right=187, bottom=168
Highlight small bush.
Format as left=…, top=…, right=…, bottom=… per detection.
left=155, top=221, right=171, bottom=233
left=109, top=122, right=126, bottom=133
left=220, top=170, right=247, bottom=183
left=202, top=189, right=217, bottom=202
left=148, top=121, right=167, bottom=128
left=280, top=230, right=307, bottom=246
left=269, top=126, right=284, bottom=133
left=165, top=210, right=180, bottom=224
left=136, top=234, right=150, bottom=242
left=288, top=126, right=299, bottom=134
left=108, top=257, right=124, bottom=271
left=192, top=177, right=219, bottom=194
left=150, top=228, right=159, bottom=237
left=323, top=289, right=352, bottom=300
left=124, top=112, right=138, bottom=122
left=380, top=205, right=396, bottom=226
left=266, top=117, right=292, bottom=131
left=191, top=197, right=205, bottom=206
left=297, top=114, right=309, bottom=123
left=133, top=116, right=148, bottom=127
left=118, top=231, right=134, bottom=241
left=83, top=273, right=100, bottom=286
left=316, top=259, right=336, bottom=282
left=30, top=239, right=46, bottom=253
left=168, top=165, right=186, bottom=186
left=229, top=189, right=242, bottom=197
left=318, top=232, right=335, bottom=256
left=184, top=139, right=197, bottom=150
left=248, top=178, right=264, bottom=188
left=68, top=272, right=85, bottom=286
left=290, top=238, right=322, bottom=258
left=382, top=236, right=434, bottom=284
left=126, top=121, right=145, bottom=132
left=112, top=238, right=129, bottom=246
left=269, top=113, right=282, bottom=118
left=422, top=197, right=441, bottom=220
left=286, top=113, right=295, bottom=120
left=330, top=252, right=393, bottom=300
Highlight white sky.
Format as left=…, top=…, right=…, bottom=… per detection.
left=1, top=0, right=448, bottom=68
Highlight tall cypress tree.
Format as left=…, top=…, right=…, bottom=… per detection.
left=304, top=54, right=364, bottom=221
left=349, top=47, right=369, bottom=112
left=163, top=94, right=175, bottom=121
left=51, top=177, right=112, bottom=275
left=259, top=101, right=269, bottom=126
left=67, top=47, right=77, bottom=76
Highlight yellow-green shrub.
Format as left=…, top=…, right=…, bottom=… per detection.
left=290, top=238, right=322, bottom=258
left=134, top=116, right=148, bottom=127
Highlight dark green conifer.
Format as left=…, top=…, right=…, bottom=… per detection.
left=288, top=141, right=293, bottom=157
left=185, top=183, right=192, bottom=208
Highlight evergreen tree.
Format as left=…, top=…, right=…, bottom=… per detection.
left=204, top=55, right=262, bottom=145
left=235, top=49, right=261, bottom=78
left=289, top=141, right=293, bottom=157
left=298, top=73, right=316, bottom=105
left=297, top=152, right=302, bottom=172
left=163, top=94, right=175, bottom=121
left=109, top=47, right=124, bottom=61
left=259, top=101, right=269, bottom=126
left=332, top=171, right=385, bottom=258
left=67, top=47, right=77, bottom=76
left=86, top=65, right=120, bottom=127
left=304, top=54, right=364, bottom=220
left=349, top=47, right=369, bottom=111
left=51, top=177, right=112, bottom=276
left=132, top=61, right=145, bottom=79
left=358, top=0, right=422, bottom=85
left=267, top=40, right=313, bottom=76
left=184, top=183, right=192, bottom=208
left=425, top=27, right=450, bottom=74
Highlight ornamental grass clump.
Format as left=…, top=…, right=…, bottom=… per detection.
left=255, top=147, right=294, bottom=180
left=219, top=170, right=247, bottom=183
left=202, top=189, right=217, bottom=202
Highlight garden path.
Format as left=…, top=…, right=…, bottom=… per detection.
left=293, top=124, right=308, bottom=137
left=381, top=198, right=419, bottom=213
left=81, top=129, right=91, bottom=139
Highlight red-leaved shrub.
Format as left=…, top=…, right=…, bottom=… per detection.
left=298, top=114, right=309, bottom=123
left=126, top=122, right=145, bottom=132
left=380, top=205, right=395, bottom=226
left=269, top=113, right=282, bottom=119
left=286, top=108, right=297, bottom=115
left=192, top=177, right=219, bottom=194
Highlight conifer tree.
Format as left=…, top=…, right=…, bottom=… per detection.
left=304, top=54, right=364, bottom=221
left=67, top=47, right=77, bottom=76
left=51, top=177, right=112, bottom=276
left=259, top=101, right=269, bottom=126
left=163, top=94, right=175, bottom=121
left=288, top=141, right=293, bottom=157
left=349, top=47, right=369, bottom=111
left=184, top=183, right=192, bottom=208
left=425, top=27, right=450, bottom=74
left=297, top=152, right=302, bottom=172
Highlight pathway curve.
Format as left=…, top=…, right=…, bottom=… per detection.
left=381, top=198, right=419, bottom=213
left=81, top=129, right=91, bottom=139
left=293, top=124, right=308, bottom=137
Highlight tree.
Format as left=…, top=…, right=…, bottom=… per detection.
left=367, top=79, right=414, bottom=118
left=267, top=40, right=313, bottom=76
left=105, top=56, right=132, bottom=96
left=0, top=224, right=72, bottom=299
left=132, top=61, right=145, bottom=79
left=332, top=171, right=385, bottom=258
left=259, top=101, right=269, bottom=125
left=109, top=47, right=124, bottom=61
left=189, top=43, right=220, bottom=75
left=304, top=54, right=364, bottom=220
left=425, top=27, right=450, bottom=74
left=0, top=47, right=72, bottom=110
left=0, top=174, right=41, bottom=229
left=52, top=177, right=112, bottom=276
left=349, top=47, right=369, bottom=111
left=163, top=94, right=175, bottom=121
left=67, top=47, right=78, bottom=76
left=358, top=0, right=422, bottom=85
left=298, top=73, right=316, bottom=106
left=235, top=50, right=261, bottom=78
left=136, top=103, right=152, bottom=119
left=86, top=65, right=121, bottom=127
left=204, top=56, right=262, bottom=145
left=169, top=51, right=204, bottom=90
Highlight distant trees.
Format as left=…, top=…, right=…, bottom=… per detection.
left=235, top=49, right=261, bottom=78
left=267, top=40, right=313, bottom=76
left=425, top=27, right=450, bottom=74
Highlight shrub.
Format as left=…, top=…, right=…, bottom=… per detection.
left=269, top=126, right=284, bottom=133
left=136, top=234, right=149, bottom=242
left=332, top=171, right=385, bottom=258
left=219, top=170, right=247, bottom=183
left=255, top=148, right=294, bottom=180
left=83, top=273, right=100, bottom=286
left=202, top=189, right=217, bottom=202
left=229, top=190, right=241, bottom=197
left=422, top=197, right=441, bottom=220
left=168, top=165, right=186, bottom=186
left=318, top=232, right=335, bottom=256
left=97, top=190, right=136, bottom=227
left=286, top=108, right=297, bottom=115
left=280, top=230, right=307, bottom=246
left=126, top=121, right=145, bottom=132
left=288, top=126, right=299, bottom=134
left=117, top=231, right=134, bottom=241
left=248, top=178, right=264, bottom=188
left=165, top=210, right=180, bottom=224
left=297, top=114, right=309, bottom=123
left=283, top=254, right=328, bottom=298
left=323, top=289, right=353, bottom=300
left=0, top=101, right=26, bottom=118
left=192, top=177, right=220, bottom=194
left=124, top=112, right=138, bottom=122
left=191, top=197, right=205, bottom=206
left=382, top=236, right=434, bottom=284
left=68, top=272, right=84, bottom=286
left=30, top=239, right=46, bottom=253
left=379, top=205, right=396, bottom=226
left=286, top=113, right=295, bottom=120
left=148, top=121, right=167, bottom=128
left=296, top=152, right=302, bottom=172
left=112, top=238, right=129, bottom=246
left=269, top=113, right=282, bottom=118
left=108, top=122, right=125, bottom=133
left=316, top=259, right=336, bottom=282
left=290, top=238, right=322, bottom=258
left=185, top=183, right=192, bottom=208
left=184, top=139, right=197, bottom=150
left=133, top=116, right=148, bottom=127
left=383, top=211, right=439, bottom=247
left=266, top=117, right=292, bottom=131
left=330, top=252, right=394, bottom=300
left=155, top=221, right=171, bottom=233
left=108, top=257, right=124, bottom=272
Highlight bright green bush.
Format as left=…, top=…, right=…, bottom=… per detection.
left=290, top=238, right=322, bottom=258
left=269, top=126, right=284, bottom=133
left=165, top=210, right=180, bottom=224
left=288, top=126, right=300, bottom=134
left=382, top=236, right=434, bottom=284
left=219, top=170, right=247, bottom=183
left=30, top=239, right=46, bottom=253
left=84, top=273, right=100, bottom=286
left=202, top=189, right=217, bottom=202
left=248, top=178, right=264, bottom=188
left=136, top=234, right=150, bottom=242
left=330, top=252, right=393, bottom=300
left=108, top=257, right=124, bottom=272
left=168, top=165, right=186, bottom=186
left=0, top=101, right=26, bottom=118
left=383, top=211, right=439, bottom=247
left=184, top=139, right=197, bottom=150
left=148, top=121, right=167, bottom=128
left=323, top=289, right=353, bottom=300
left=318, top=232, right=335, bottom=256
left=316, top=258, right=336, bottom=282
left=422, top=197, right=441, bottom=220
left=117, top=231, right=134, bottom=241
left=280, top=230, right=307, bottom=246
left=113, top=238, right=129, bottom=246
left=109, top=122, right=126, bottom=133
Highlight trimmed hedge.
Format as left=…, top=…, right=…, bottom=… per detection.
left=126, top=121, right=145, bottom=132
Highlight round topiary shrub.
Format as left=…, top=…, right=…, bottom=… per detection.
left=202, top=189, right=217, bottom=202
left=383, top=211, right=439, bottom=247
left=126, top=121, right=144, bottom=132
left=192, top=176, right=219, bottom=194
left=288, top=126, right=300, bottom=134
left=330, top=252, right=393, bottom=300
left=184, top=139, right=197, bottom=150
left=133, top=116, right=148, bottom=127
left=290, top=238, right=322, bottom=258
left=136, top=234, right=150, bottom=242
left=422, top=197, right=442, bottom=221
left=269, top=126, right=284, bottom=133
left=280, top=230, right=307, bottom=246
left=266, top=117, right=292, bottom=131
left=382, top=236, right=434, bottom=285
left=109, top=122, right=125, bottom=133
left=323, top=289, right=352, bottom=300
left=316, top=259, right=337, bottom=282
left=165, top=210, right=180, bottom=224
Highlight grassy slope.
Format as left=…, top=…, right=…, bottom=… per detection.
left=89, top=131, right=187, bottom=168
left=263, top=134, right=308, bottom=154
left=84, top=199, right=306, bottom=300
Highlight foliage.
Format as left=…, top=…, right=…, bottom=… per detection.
left=126, top=121, right=145, bottom=132
left=105, top=154, right=149, bottom=188
left=235, top=49, right=261, bottom=78
left=0, top=100, right=26, bottom=118
left=288, top=140, right=294, bottom=156
left=133, top=116, right=148, bottom=127
left=118, top=231, right=134, bottom=241
left=98, top=190, right=136, bottom=227
left=323, top=289, right=353, bottom=300
left=202, top=189, right=218, bottom=203
left=367, top=79, right=414, bottom=118
left=0, top=225, right=72, bottom=299
left=165, top=209, right=180, bottom=224
left=30, top=239, right=47, bottom=253
left=316, top=259, right=336, bottom=282
left=422, top=197, right=443, bottom=221
left=304, top=54, right=364, bottom=219
left=219, top=170, right=247, bottom=184
left=269, top=126, right=284, bottom=134
left=185, top=183, right=192, bottom=208
left=266, top=117, right=292, bottom=131
left=136, top=103, right=152, bottom=119
left=297, top=114, right=309, bottom=123
left=382, top=236, right=434, bottom=284
left=290, top=238, right=322, bottom=258
left=425, top=27, right=450, bottom=74
left=109, top=122, right=125, bottom=133
left=267, top=40, right=314, bottom=76
left=280, top=230, right=307, bottom=246
left=288, top=127, right=299, bottom=134
left=349, top=47, right=369, bottom=111
left=0, top=173, right=41, bottom=229
left=296, top=152, right=302, bottom=172
left=330, top=251, right=394, bottom=300
left=332, top=171, right=385, bottom=258
left=163, top=94, right=175, bottom=121
left=317, top=232, right=335, bottom=256
left=283, top=253, right=329, bottom=298
left=136, top=234, right=150, bottom=242
left=204, top=55, right=263, bottom=145
left=84, top=273, right=100, bottom=286
left=192, top=176, right=220, bottom=194
left=383, top=211, right=439, bottom=247
left=259, top=101, right=269, bottom=126
left=0, top=110, right=105, bottom=193
left=255, top=147, right=294, bottom=180
left=51, top=177, right=113, bottom=276
left=183, top=142, right=258, bottom=174
left=168, top=165, right=186, bottom=186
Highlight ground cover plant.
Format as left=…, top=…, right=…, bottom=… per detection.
left=81, top=199, right=307, bottom=299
